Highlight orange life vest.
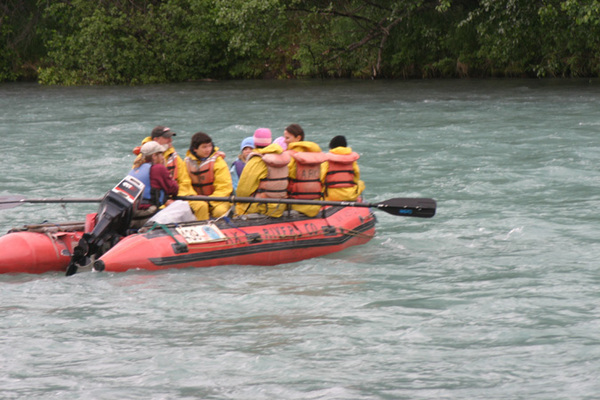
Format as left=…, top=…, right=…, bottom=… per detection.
left=288, top=151, right=327, bottom=200
left=324, top=152, right=360, bottom=190
left=166, top=151, right=178, bottom=179
left=185, top=152, right=224, bottom=195
left=249, top=152, right=291, bottom=199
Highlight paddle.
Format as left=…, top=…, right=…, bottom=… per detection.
left=0, top=196, right=103, bottom=210
left=0, top=195, right=437, bottom=218
left=177, top=195, right=436, bottom=218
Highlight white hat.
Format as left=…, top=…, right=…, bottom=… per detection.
left=140, top=141, right=168, bottom=157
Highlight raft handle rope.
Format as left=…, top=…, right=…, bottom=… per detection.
left=147, top=222, right=189, bottom=254
left=44, top=232, right=62, bottom=259
left=338, top=227, right=375, bottom=239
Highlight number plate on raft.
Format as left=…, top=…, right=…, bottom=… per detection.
left=176, top=224, right=227, bottom=244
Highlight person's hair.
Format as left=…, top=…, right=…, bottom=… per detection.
left=189, top=132, right=213, bottom=153
left=285, top=124, right=304, bottom=141
left=329, top=135, right=347, bottom=149
left=132, top=153, right=155, bottom=169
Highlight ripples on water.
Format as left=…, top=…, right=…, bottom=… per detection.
left=1, top=80, right=600, bottom=399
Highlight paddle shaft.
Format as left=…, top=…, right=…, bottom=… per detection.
left=180, top=195, right=388, bottom=208
left=0, top=197, right=103, bottom=210
left=177, top=195, right=436, bottom=218
left=0, top=195, right=436, bottom=218
left=1, top=198, right=103, bottom=204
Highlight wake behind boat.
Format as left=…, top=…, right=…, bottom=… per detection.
left=0, top=177, right=436, bottom=275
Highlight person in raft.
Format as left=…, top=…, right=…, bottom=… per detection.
left=184, top=132, right=233, bottom=220
left=235, top=128, right=291, bottom=218
left=287, top=134, right=328, bottom=217
left=128, top=141, right=179, bottom=228
left=323, top=135, right=365, bottom=201
left=132, top=126, right=199, bottom=214
left=230, top=136, right=254, bottom=192
left=282, top=123, right=304, bottom=147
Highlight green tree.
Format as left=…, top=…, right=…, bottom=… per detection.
left=537, top=0, right=600, bottom=76
left=0, top=0, right=45, bottom=81
left=216, top=0, right=459, bottom=78
left=38, top=0, right=231, bottom=84
left=5, top=0, right=600, bottom=83
left=462, top=0, right=600, bottom=77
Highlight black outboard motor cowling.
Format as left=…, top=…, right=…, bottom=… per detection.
left=66, top=176, right=144, bottom=276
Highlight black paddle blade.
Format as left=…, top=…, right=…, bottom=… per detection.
left=376, top=198, right=436, bottom=218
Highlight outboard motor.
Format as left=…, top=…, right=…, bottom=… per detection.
left=66, top=176, right=144, bottom=276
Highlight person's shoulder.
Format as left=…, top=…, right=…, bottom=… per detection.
left=289, top=141, right=321, bottom=153
left=215, top=156, right=228, bottom=167
left=330, top=146, right=352, bottom=155
left=260, top=143, right=283, bottom=154
left=151, top=163, right=170, bottom=174
left=244, top=155, right=268, bottom=170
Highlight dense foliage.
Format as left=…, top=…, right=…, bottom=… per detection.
left=2, top=0, right=600, bottom=84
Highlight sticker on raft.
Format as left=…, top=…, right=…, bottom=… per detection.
left=176, top=224, right=227, bottom=244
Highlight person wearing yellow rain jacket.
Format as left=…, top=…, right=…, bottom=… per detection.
left=235, top=128, right=290, bottom=218
left=184, top=132, right=233, bottom=220
left=132, top=126, right=199, bottom=215
left=287, top=140, right=328, bottom=217
left=323, top=135, right=365, bottom=201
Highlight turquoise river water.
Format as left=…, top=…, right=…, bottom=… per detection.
left=1, top=80, right=599, bottom=399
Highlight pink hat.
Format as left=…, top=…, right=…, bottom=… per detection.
left=273, top=136, right=287, bottom=150
left=253, top=128, right=272, bottom=148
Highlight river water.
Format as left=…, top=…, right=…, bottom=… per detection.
left=1, top=80, right=599, bottom=399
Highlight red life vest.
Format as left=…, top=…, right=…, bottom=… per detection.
left=248, top=152, right=291, bottom=199
left=288, top=151, right=327, bottom=200
left=185, top=152, right=224, bottom=195
left=324, top=152, right=360, bottom=190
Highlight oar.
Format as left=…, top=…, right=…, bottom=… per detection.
left=0, top=194, right=437, bottom=218
left=177, top=195, right=436, bottom=218
left=0, top=196, right=103, bottom=210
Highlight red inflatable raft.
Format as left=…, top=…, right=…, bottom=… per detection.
left=0, top=206, right=376, bottom=274
left=93, top=205, right=376, bottom=273
left=0, top=222, right=85, bottom=274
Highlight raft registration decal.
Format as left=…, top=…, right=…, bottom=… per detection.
left=176, top=224, right=227, bottom=244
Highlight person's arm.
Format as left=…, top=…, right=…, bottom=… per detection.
left=175, top=156, right=196, bottom=197
left=230, top=163, right=240, bottom=191
left=353, top=161, right=361, bottom=183
left=236, top=158, right=267, bottom=197
left=354, top=161, right=365, bottom=196
left=211, top=157, right=234, bottom=197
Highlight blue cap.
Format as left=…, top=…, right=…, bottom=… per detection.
left=240, top=136, right=254, bottom=151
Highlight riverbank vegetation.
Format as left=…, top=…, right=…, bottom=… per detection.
left=3, top=0, right=600, bottom=84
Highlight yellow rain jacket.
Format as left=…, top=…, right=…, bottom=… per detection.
left=287, top=141, right=327, bottom=217
left=185, top=147, right=233, bottom=220
left=323, top=146, right=365, bottom=201
left=235, top=143, right=287, bottom=218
